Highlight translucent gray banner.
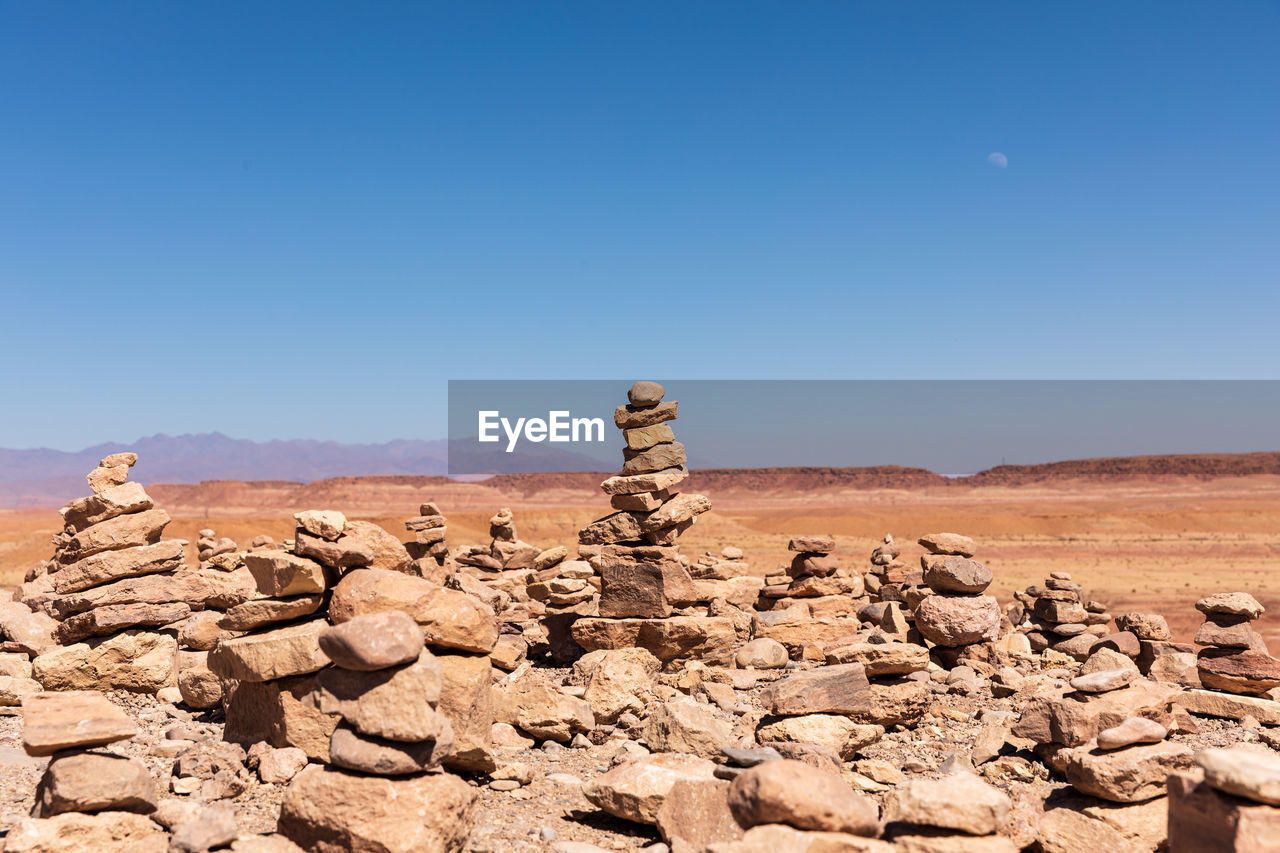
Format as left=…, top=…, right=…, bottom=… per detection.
left=446, top=380, right=1280, bottom=477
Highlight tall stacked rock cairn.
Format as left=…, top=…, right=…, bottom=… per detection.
left=20, top=454, right=260, bottom=698
left=1012, top=569, right=1115, bottom=662
left=403, top=500, right=450, bottom=577
left=569, top=381, right=734, bottom=666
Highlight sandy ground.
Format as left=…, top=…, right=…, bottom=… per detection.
left=4, top=478, right=1278, bottom=646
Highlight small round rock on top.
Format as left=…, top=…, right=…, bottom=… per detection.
left=627, top=381, right=665, bottom=407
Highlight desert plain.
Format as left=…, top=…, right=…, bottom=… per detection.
left=5, top=467, right=1277, bottom=646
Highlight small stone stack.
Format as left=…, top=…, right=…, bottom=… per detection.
left=912, top=533, right=1001, bottom=665
left=276, top=610, right=475, bottom=851
left=402, top=501, right=449, bottom=577
left=1192, top=592, right=1280, bottom=697
left=1117, top=611, right=1200, bottom=687
left=757, top=537, right=865, bottom=620
left=570, top=382, right=730, bottom=665
left=9, top=691, right=164, bottom=848
left=527, top=550, right=597, bottom=609
left=863, top=533, right=921, bottom=604
left=1168, top=745, right=1280, bottom=849
left=690, top=546, right=749, bottom=581
left=862, top=533, right=914, bottom=599
left=1018, top=570, right=1112, bottom=661
left=196, top=529, right=237, bottom=567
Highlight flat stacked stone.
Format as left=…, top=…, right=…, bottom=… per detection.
left=1192, top=592, right=1280, bottom=696
left=1014, top=570, right=1113, bottom=661
left=570, top=382, right=731, bottom=664
left=24, top=454, right=253, bottom=695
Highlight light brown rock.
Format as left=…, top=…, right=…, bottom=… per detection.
left=326, top=725, right=451, bottom=775
left=32, top=631, right=176, bottom=693
left=584, top=753, right=718, bottom=824
left=917, top=533, right=976, bottom=557
left=727, top=759, right=879, bottom=835
left=57, top=509, right=171, bottom=565
left=318, top=611, right=424, bottom=671
left=22, top=691, right=137, bottom=756
left=328, top=569, right=498, bottom=654
left=3, top=811, right=164, bottom=853
left=1196, top=745, right=1280, bottom=805
left=53, top=540, right=185, bottom=594
left=277, top=764, right=476, bottom=853
left=755, top=715, right=883, bottom=760
left=1062, top=740, right=1193, bottom=802
left=914, top=595, right=1000, bottom=647
left=643, top=699, right=733, bottom=760
left=244, top=552, right=328, bottom=596
left=207, top=620, right=330, bottom=682
left=311, top=653, right=447, bottom=742
left=886, top=772, right=1010, bottom=835
left=656, top=778, right=743, bottom=847
left=34, top=752, right=156, bottom=816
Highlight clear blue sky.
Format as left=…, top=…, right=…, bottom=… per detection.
left=2, top=2, right=1277, bottom=450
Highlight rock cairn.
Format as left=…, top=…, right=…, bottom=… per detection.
left=1015, top=569, right=1112, bottom=661
left=751, top=536, right=869, bottom=663
left=912, top=533, right=1001, bottom=666
left=570, top=381, right=728, bottom=665
left=196, top=529, right=237, bottom=567
left=9, top=691, right=166, bottom=848
left=691, top=546, right=748, bottom=580
left=1192, top=592, right=1280, bottom=696
left=23, top=454, right=257, bottom=696
left=1169, top=745, right=1280, bottom=848
left=759, top=537, right=865, bottom=620
left=402, top=501, right=449, bottom=576
left=276, top=610, right=476, bottom=852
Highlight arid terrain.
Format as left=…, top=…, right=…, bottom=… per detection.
left=5, top=465, right=1277, bottom=646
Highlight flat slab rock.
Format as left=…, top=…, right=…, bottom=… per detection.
left=22, top=691, right=137, bottom=756
left=583, top=753, right=717, bottom=824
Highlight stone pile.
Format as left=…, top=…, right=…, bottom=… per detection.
left=275, top=610, right=476, bottom=852
left=1016, top=569, right=1113, bottom=661
left=912, top=533, right=1002, bottom=665
left=457, top=507, right=541, bottom=573
left=23, top=455, right=258, bottom=696
left=758, top=536, right=866, bottom=620
left=690, top=546, right=749, bottom=580
left=570, top=382, right=733, bottom=665
left=1191, top=592, right=1280, bottom=695
left=402, top=501, right=450, bottom=576
left=863, top=533, right=919, bottom=603
left=196, top=529, right=237, bottom=568
left=1168, top=745, right=1280, bottom=849
left=6, top=691, right=167, bottom=849
left=749, top=536, right=870, bottom=663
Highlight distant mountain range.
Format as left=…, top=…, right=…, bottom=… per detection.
left=0, top=433, right=451, bottom=507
